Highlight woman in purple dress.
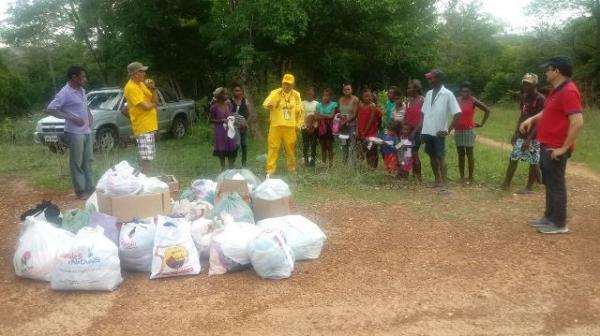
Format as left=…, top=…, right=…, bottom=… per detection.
left=210, top=87, right=238, bottom=170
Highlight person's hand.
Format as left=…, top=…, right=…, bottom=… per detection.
left=266, top=104, right=274, bottom=109
left=71, top=116, right=85, bottom=126
left=437, top=130, right=448, bottom=137
left=548, top=147, right=568, bottom=160
left=144, top=79, right=156, bottom=90
left=475, top=122, right=483, bottom=128
left=519, top=118, right=533, bottom=135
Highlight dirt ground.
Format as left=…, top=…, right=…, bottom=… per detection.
left=1, top=151, right=600, bottom=335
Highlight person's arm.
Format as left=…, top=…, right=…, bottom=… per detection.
left=263, top=90, right=276, bottom=110
left=548, top=113, right=583, bottom=159
left=443, top=96, right=462, bottom=136
left=519, top=111, right=544, bottom=135
left=46, top=92, right=84, bottom=126
left=347, top=96, right=358, bottom=122
left=473, top=97, right=491, bottom=127
left=295, top=94, right=304, bottom=129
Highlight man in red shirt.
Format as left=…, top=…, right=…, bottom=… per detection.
left=520, top=56, right=584, bottom=234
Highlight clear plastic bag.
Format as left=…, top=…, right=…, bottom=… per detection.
left=257, top=215, right=326, bottom=261
left=14, top=217, right=75, bottom=282
left=248, top=229, right=295, bottom=279
left=211, top=192, right=255, bottom=227
left=252, top=178, right=291, bottom=201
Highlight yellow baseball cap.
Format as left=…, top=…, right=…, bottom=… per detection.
left=282, top=74, right=295, bottom=85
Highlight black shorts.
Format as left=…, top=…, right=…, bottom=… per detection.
left=422, top=134, right=446, bottom=158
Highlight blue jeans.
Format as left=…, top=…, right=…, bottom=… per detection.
left=64, top=132, right=94, bottom=195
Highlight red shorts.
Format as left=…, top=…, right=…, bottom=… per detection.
left=384, top=153, right=399, bottom=173
left=399, top=157, right=414, bottom=172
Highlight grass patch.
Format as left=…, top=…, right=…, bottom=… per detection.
left=479, top=104, right=600, bottom=172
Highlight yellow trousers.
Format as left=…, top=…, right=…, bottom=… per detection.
left=267, top=126, right=297, bottom=175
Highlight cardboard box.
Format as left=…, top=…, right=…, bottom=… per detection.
left=252, top=196, right=293, bottom=221
left=155, top=175, right=180, bottom=198
left=97, top=190, right=171, bottom=222
left=215, top=179, right=251, bottom=205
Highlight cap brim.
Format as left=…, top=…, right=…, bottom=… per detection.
left=522, top=79, right=535, bottom=84
left=539, top=62, right=553, bottom=69
left=282, top=80, right=294, bottom=84
left=140, top=66, right=149, bottom=71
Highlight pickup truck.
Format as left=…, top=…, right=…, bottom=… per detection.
left=34, top=87, right=196, bottom=152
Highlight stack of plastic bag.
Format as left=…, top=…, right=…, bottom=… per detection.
left=208, top=222, right=261, bottom=275
left=88, top=212, right=119, bottom=245
left=119, top=218, right=156, bottom=272
left=211, top=193, right=255, bottom=227
left=190, top=217, right=214, bottom=258
left=62, top=208, right=90, bottom=234
left=217, top=169, right=261, bottom=193
left=248, top=229, right=295, bottom=280
left=13, top=217, right=75, bottom=282
left=170, top=199, right=213, bottom=221
left=51, top=226, right=123, bottom=291
left=252, top=178, right=291, bottom=201
left=257, top=215, right=326, bottom=261
left=150, top=216, right=201, bottom=279
left=96, top=161, right=142, bottom=194
left=191, top=179, right=217, bottom=204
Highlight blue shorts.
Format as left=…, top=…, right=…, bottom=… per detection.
left=422, top=134, right=446, bottom=158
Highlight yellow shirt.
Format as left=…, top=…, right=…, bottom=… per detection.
left=124, top=79, right=158, bottom=135
left=262, top=88, right=304, bottom=128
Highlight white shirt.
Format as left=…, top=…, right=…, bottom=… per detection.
left=302, top=100, right=318, bottom=116
left=421, top=85, right=461, bottom=136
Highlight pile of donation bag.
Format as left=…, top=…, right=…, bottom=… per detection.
left=13, top=162, right=326, bottom=291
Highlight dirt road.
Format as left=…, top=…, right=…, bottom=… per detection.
left=1, top=155, right=600, bottom=335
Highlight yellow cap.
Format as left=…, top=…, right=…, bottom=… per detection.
left=282, top=74, right=295, bottom=85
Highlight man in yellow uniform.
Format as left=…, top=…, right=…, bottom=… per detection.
left=123, top=62, right=159, bottom=174
left=263, top=74, right=304, bottom=175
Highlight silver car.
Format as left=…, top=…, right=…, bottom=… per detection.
left=34, top=87, right=196, bottom=152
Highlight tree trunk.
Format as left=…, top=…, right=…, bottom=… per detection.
left=47, top=51, right=57, bottom=94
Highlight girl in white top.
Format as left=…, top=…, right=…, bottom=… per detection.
left=301, top=87, right=319, bottom=166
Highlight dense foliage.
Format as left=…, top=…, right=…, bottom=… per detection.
left=1, top=0, right=599, bottom=118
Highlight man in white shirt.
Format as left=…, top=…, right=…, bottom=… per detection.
left=421, top=69, right=462, bottom=192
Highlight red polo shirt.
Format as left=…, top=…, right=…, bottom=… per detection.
left=537, top=80, right=583, bottom=149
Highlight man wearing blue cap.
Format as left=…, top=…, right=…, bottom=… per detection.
left=520, top=56, right=584, bottom=234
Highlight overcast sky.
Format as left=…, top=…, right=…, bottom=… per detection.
left=0, top=0, right=536, bottom=32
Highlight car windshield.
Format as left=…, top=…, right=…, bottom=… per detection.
left=87, top=91, right=122, bottom=110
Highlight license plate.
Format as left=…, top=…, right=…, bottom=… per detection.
left=44, top=135, right=59, bottom=143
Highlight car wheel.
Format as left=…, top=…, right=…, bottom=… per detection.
left=171, top=116, right=187, bottom=139
left=96, top=127, right=116, bottom=152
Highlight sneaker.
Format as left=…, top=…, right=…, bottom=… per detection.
left=527, top=217, right=550, bottom=228
left=538, top=224, right=569, bottom=234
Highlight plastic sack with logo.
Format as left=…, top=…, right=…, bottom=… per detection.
left=208, top=222, right=261, bottom=275
left=248, top=229, right=295, bottom=280
left=88, top=212, right=119, bottom=246
left=211, top=192, right=255, bottom=228
left=216, top=169, right=261, bottom=193
left=51, top=226, right=123, bottom=291
left=191, top=179, right=217, bottom=204
left=252, top=178, right=291, bottom=201
left=13, top=217, right=75, bottom=282
left=119, top=218, right=156, bottom=272
left=150, top=216, right=201, bottom=279
left=62, top=208, right=90, bottom=234
left=257, top=215, right=326, bottom=261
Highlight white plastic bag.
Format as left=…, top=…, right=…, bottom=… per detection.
left=248, top=229, right=295, bottom=279
left=208, top=222, right=261, bottom=275
left=257, top=215, right=326, bottom=261
left=217, top=169, right=261, bottom=193
left=51, top=226, right=123, bottom=291
left=13, top=217, right=75, bottom=282
left=105, top=171, right=144, bottom=196
left=142, top=177, right=170, bottom=193
left=96, top=160, right=137, bottom=192
left=252, top=178, right=291, bottom=201
left=85, top=192, right=98, bottom=212
left=150, top=216, right=201, bottom=279
left=190, top=217, right=213, bottom=253
left=119, top=218, right=156, bottom=272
